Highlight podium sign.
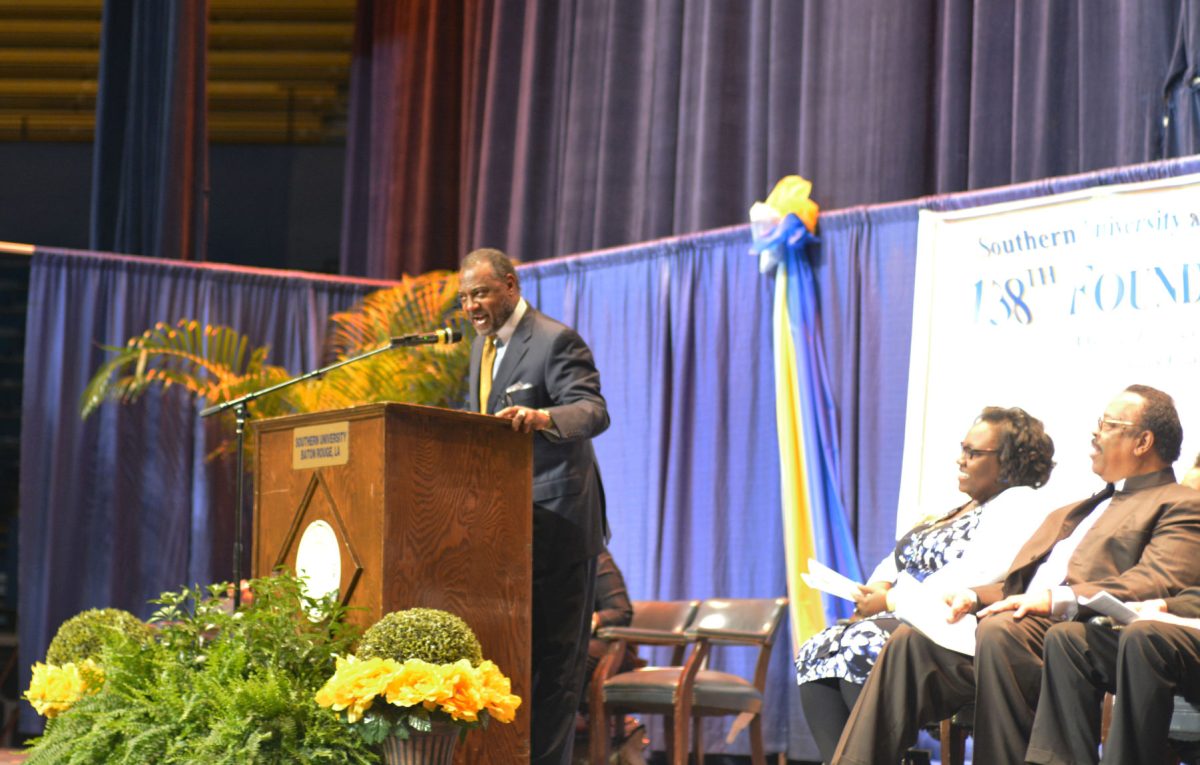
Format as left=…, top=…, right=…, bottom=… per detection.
left=253, top=402, right=532, bottom=762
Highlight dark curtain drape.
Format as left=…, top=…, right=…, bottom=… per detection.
left=17, top=250, right=381, bottom=732
left=338, top=0, right=468, bottom=277
left=89, top=0, right=208, bottom=260
left=1163, top=0, right=1200, bottom=155
left=340, top=0, right=1194, bottom=279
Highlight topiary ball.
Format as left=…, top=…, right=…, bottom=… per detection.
left=356, top=608, right=483, bottom=665
left=46, top=608, right=150, bottom=665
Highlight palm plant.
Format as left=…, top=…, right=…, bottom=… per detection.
left=80, top=270, right=470, bottom=439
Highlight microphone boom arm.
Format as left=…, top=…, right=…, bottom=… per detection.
left=199, top=341, right=395, bottom=418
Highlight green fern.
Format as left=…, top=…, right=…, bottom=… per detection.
left=79, top=320, right=292, bottom=419
left=79, top=271, right=472, bottom=445
left=25, top=573, right=378, bottom=764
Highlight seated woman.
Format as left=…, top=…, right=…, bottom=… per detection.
left=795, top=406, right=1056, bottom=764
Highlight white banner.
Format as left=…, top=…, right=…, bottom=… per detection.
left=898, top=173, right=1200, bottom=534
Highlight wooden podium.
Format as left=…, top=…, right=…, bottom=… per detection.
left=252, top=402, right=532, bottom=763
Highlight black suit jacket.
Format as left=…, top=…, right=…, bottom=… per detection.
left=467, top=305, right=610, bottom=564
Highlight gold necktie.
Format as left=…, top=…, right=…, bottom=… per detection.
left=479, top=336, right=496, bottom=413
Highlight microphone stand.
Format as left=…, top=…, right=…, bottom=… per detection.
left=198, top=341, right=402, bottom=609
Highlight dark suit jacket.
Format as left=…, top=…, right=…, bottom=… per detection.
left=973, top=469, right=1200, bottom=607
left=467, top=304, right=610, bottom=564
left=1165, top=588, right=1200, bottom=618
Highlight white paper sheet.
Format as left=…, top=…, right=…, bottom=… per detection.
left=800, top=558, right=863, bottom=602
left=1135, top=611, right=1200, bottom=632
left=1078, top=591, right=1141, bottom=625
left=891, top=575, right=978, bottom=656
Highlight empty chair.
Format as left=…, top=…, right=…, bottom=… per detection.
left=587, top=599, right=700, bottom=764
left=592, top=596, right=788, bottom=765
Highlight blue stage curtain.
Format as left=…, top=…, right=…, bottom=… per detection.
left=90, top=0, right=207, bottom=260
left=17, top=249, right=382, bottom=733
left=809, top=203, right=922, bottom=574
left=516, top=228, right=795, bottom=756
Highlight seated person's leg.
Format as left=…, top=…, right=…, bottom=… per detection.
left=1027, top=620, right=1119, bottom=765
left=972, top=612, right=1054, bottom=764
left=831, top=625, right=975, bottom=765
left=1104, top=621, right=1200, bottom=764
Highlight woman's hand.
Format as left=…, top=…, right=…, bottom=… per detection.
left=852, top=582, right=893, bottom=618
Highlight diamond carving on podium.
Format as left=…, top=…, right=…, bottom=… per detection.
left=272, top=470, right=363, bottom=607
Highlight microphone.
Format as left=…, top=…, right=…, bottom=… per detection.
left=390, top=327, right=463, bottom=347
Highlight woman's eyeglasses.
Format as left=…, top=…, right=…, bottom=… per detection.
left=960, top=444, right=999, bottom=460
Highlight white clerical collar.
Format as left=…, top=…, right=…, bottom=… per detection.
left=495, top=298, right=527, bottom=346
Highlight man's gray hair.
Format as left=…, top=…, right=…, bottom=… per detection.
left=462, top=248, right=519, bottom=289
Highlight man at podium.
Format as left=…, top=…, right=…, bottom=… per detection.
left=460, top=248, right=611, bottom=765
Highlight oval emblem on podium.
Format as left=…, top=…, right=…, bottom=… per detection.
left=295, top=519, right=341, bottom=620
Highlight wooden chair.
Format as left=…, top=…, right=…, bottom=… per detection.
left=592, top=597, right=788, bottom=765
left=937, top=704, right=972, bottom=765
left=588, top=599, right=700, bottom=764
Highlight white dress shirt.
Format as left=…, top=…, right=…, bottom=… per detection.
left=489, top=297, right=528, bottom=378
left=1027, top=480, right=1124, bottom=619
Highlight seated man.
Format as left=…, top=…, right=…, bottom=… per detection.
left=1104, top=591, right=1200, bottom=765
left=1025, top=452, right=1200, bottom=764
left=1029, top=586, right=1200, bottom=765
left=831, top=385, right=1200, bottom=765
left=1030, top=457, right=1200, bottom=765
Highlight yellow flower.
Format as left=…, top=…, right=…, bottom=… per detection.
left=437, top=660, right=484, bottom=722
left=382, top=659, right=446, bottom=708
left=476, top=660, right=522, bottom=723
left=24, top=659, right=104, bottom=718
left=315, top=655, right=399, bottom=723
left=316, top=654, right=521, bottom=727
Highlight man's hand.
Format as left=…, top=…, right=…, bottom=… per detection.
left=495, top=406, right=551, bottom=433
left=944, top=590, right=979, bottom=623
left=978, top=590, right=1052, bottom=620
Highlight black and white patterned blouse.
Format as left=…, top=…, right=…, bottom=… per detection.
left=794, top=503, right=984, bottom=686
